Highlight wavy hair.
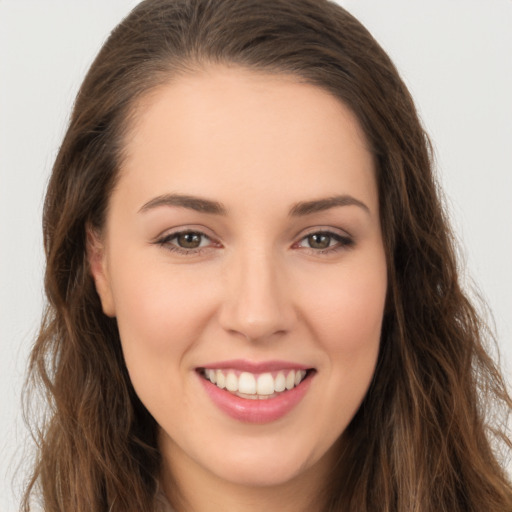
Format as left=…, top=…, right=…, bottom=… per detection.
left=22, top=0, right=512, bottom=510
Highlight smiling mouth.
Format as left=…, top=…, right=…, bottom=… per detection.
left=198, top=368, right=314, bottom=399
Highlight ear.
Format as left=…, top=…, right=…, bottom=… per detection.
left=86, top=225, right=116, bottom=317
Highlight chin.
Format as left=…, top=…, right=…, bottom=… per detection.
left=205, top=454, right=312, bottom=488
left=196, top=432, right=335, bottom=489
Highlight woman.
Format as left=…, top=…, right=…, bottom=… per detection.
left=22, top=0, right=512, bottom=511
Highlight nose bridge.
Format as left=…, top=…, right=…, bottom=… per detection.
left=219, top=243, right=294, bottom=341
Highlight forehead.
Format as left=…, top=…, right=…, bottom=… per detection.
left=116, top=65, right=376, bottom=214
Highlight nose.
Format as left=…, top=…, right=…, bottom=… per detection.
left=218, top=248, right=296, bottom=342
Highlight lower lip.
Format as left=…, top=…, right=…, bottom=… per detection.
left=198, top=372, right=314, bottom=424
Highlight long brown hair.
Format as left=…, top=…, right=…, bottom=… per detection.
left=23, top=1, right=512, bottom=510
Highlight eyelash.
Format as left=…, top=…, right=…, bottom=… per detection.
left=155, top=230, right=218, bottom=256
left=294, top=231, right=354, bottom=254
left=155, top=229, right=354, bottom=256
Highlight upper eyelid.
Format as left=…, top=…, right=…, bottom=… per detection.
left=161, top=232, right=211, bottom=243
left=153, top=226, right=353, bottom=246
left=158, top=231, right=217, bottom=249
left=154, top=225, right=217, bottom=242
left=293, top=225, right=353, bottom=241
left=295, top=231, right=352, bottom=248
left=155, top=230, right=218, bottom=255
left=161, top=230, right=211, bottom=240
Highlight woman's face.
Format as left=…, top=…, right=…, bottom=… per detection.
left=90, top=66, right=387, bottom=493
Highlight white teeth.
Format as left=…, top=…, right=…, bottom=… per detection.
left=256, top=373, right=275, bottom=395
left=204, top=368, right=308, bottom=396
left=238, top=372, right=256, bottom=394
left=285, top=371, right=295, bottom=390
left=216, top=370, right=226, bottom=389
left=274, top=372, right=286, bottom=392
left=226, top=372, right=238, bottom=392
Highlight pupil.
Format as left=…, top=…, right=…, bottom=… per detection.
left=178, top=233, right=201, bottom=248
left=309, top=233, right=330, bottom=249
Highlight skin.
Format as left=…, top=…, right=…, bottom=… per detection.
left=89, top=66, right=388, bottom=512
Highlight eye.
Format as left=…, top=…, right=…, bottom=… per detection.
left=174, top=232, right=207, bottom=249
left=303, top=233, right=333, bottom=250
left=156, top=230, right=216, bottom=254
left=296, top=231, right=353, bottom=253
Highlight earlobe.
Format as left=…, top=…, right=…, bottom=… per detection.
left=86, top=225, right=116, bottom=317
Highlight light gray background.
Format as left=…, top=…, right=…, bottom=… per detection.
left=1, top=1, right=511, bottom=510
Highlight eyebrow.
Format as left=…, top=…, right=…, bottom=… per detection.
left=138, top=193, right=228, bottom=215
left=289, top=195, right=370, bottom=216
left=138, top=193, right=370, bottom=217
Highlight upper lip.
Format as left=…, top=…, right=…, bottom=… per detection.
left=198, top=359, right=312, bottom=373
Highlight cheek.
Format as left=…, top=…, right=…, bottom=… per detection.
left=282, top=253, right=386, bottom=460
left=108, top=252, right=218, bottom=378
left=303, top=257, right=387, bottom=359
left=309, top=260, right=386, bottom=425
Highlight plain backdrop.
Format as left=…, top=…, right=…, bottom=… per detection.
left=1, top=1, right=511, bottom=510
